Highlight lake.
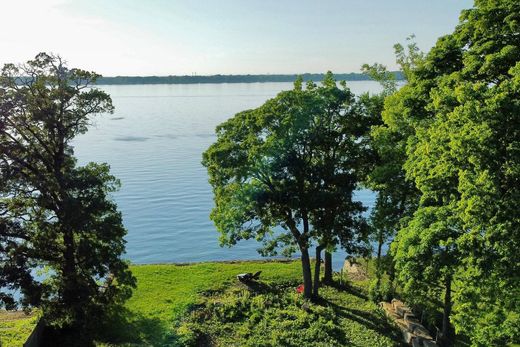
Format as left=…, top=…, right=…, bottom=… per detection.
left=73, top=81, right=382, bottom=270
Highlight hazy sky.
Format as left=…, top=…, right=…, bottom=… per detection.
left=1, top=0, right=473, bottom=76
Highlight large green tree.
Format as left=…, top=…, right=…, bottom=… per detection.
left=386, top=1, right=520, bottom=345
left=0, top=53, right=135, bottom=344
left=359, top=59, right=420, bottom=300
left=203, top=73, right=368, bottom=299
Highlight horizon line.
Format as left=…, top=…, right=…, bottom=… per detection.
left=99, top=71, right=403, bottom=78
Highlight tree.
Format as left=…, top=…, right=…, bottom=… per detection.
left=0, top=53, right=135, bottom=344
left=202, top=73, right=368, bottom=299
left=386, top=1, right=520, bottom=345
left=358, top=61, right=420, bottom=300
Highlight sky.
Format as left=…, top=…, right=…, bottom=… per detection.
left=0, top=0, right=474, bottom=76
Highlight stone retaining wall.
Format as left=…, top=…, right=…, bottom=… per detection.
left=380, top=299, right=437, bottom=346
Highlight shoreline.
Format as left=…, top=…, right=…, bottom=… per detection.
left=128, top=257, right=299, bottom=266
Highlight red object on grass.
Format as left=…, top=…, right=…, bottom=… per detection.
left=296, top=284, right=304, bottom=294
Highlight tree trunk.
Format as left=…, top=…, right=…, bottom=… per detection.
left=300, top=246, right=313, bottom=299
left=299, top=211, right=313, bottom=299
left=388, top=257, right=395, bottom=285
left=440, top=276, right=453, bottom=346
left=376, top=232, right=383, bottom=287
left=62, top=227, right=88, bottom=336
left=62, top=229, right=76, bottom=305
left=323, top=251, right=333, bottom=284
left=313, top=245, right=324, bottom=299
left=287, top=209, right=313, bottom=300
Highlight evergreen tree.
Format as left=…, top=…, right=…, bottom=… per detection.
left=0, top=53, right=135, bottom=344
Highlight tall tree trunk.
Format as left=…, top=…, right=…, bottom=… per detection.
left=440, top=276, right=453, bottom=346
left=313, top=245, right=324, bottom=299
left=62, top=228, right=77, bottom=306
left=62, top=226, right=88, bottom=339
left=285, top=211, right=313, bottom=300
left=376, top=232, right=383, bottom=287
left=300, top=211, right=313, bottom=299
left=300, top=246, right=313, bottom=299
left=323, top=251, right=333, bottom=284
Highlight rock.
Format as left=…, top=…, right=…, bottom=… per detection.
left=380, top=302, right=401, bottom=321
left=412, top=337, right=424, bottom=347
left=405, top=319, right=422, bottom=331
left=402, top=329, right=416, bottom=344
left=396, top=305, right=412, bottom=317
left=342, top=260, right=369, bottom=281
left=392, top=299, right=412, bottom=318
left=382, top=298, right=435, bottom=345
left=391, top=298, right=404, bottom=308
left=404, top=312, right=418, bottom=322
left=412, top=324, right=432, bottom=340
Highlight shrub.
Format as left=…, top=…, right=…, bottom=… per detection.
left=369, top=279, right=395, bottom=303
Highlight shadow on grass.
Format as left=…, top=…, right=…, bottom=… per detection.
left=321, top=295, right=405, bottom=346
left=238, top=280, right=276, bottom=293
left=328, top=281, right=369, bottom=301
left=96, top=306, right=180, bottom=347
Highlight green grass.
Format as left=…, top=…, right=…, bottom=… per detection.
left=97, top=259, right=405, bottom=346
left=177, top=280, right=403, bottom=346
left=0, top=310, right=39, bottom=347
left=97, top=260, right=303, bottom=346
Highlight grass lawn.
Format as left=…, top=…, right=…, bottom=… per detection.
left=0, top=310, right=39, bottom=347
left=97, top=260, right=304, bottom=346
left=97, top=259, right=404, bottom=346
left=3, top=259, right=474, bottom=346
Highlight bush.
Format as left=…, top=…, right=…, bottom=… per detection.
left=368, top=279, right=395, bottom=303
left=177, top=286, right=346, bottom=347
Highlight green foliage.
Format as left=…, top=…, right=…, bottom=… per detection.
left=97, top=260, right=406, bottom=347
left=393, top=35, right=424, bottom=81
left=0, top=310, right=39, bottom=347
left=96, top=260, right=303, bottom=346
left=202, top=72, right=370, bottom=298
left=180, top=287, right=344, bottom=346
left=368, top=278, right=395, bottom=303
left=0, top=53, right=135, bottom=344
left=360, top=60, right=420, bottom=297
left=393, top=206, right=459, bottom=296
left=178, top=280, right=401, bottom=347
left=383, top=1, right=520, bottom=345
left=361, top=63, right=398, bottom=96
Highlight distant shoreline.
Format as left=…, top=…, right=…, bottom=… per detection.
left=96, top=71, right=404, bottom=85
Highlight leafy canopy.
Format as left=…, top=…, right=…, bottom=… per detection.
left=386, top=0, right=520, bottom=344
left=203, top=73, right=370, bottom=298
left=0, top=53, right=135, bottom=342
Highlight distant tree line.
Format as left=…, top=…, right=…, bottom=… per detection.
left=96, top=71, right=404, bottom=85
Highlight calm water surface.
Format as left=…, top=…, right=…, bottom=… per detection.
left=73, top=82, right=382, bottom=270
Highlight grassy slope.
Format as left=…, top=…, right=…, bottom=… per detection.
left=0, top=310, right=39, bottom=347
left=98, top=260, right=404, bottom=346
left=176, top=281, right=402, bottom=346
left=99, top=260, right=303, bottom=346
